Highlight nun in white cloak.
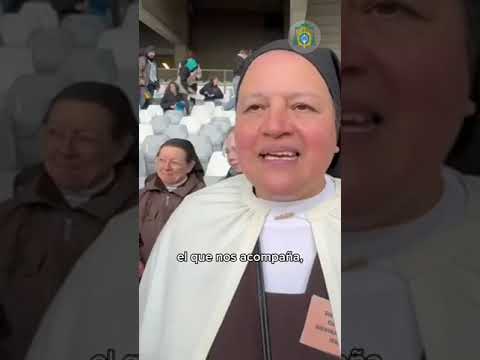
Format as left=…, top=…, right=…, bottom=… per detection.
left=140, top=39, right=342, bottom=360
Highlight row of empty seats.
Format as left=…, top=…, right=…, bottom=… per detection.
left=0, top=2, right=137, bottom=47
left=0, top=2, right=139, bottom=172
left=139, top=103, right=236, bottom=188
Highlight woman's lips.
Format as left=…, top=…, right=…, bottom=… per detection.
left=342, top=112, right=383, bottom=133
left=259, top=151, right=300, bottom=163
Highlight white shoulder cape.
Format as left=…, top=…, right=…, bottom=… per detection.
left=388, top=174, right=480, bottom=360
left=139, top=174, right=341, bottom=360
left=26, top=208, right=139, bottom=360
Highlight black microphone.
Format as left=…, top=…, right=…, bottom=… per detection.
left=255, top=243, right=272, bottom=360
left=0, top=304, right=11, bottom=340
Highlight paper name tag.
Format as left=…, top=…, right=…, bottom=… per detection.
left=300, top=295, right=340, bottom=357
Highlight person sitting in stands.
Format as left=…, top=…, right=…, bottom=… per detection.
left=200, top=77, right=224, bottom=105
left=160, top=81, right=190, bottom=115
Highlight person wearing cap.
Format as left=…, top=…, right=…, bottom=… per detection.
left=139, top=39, right=341, bottom=360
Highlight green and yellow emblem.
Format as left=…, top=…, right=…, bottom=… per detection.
left=289, top=20, right=321, bottom=54
left=295, top=23, right=316, bottom=49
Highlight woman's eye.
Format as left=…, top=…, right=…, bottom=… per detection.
left=245, top=104, right=264, bottom=112
left=78, top=136, right=95, bottom=143
left=293, top=103, right=315, bottom=112
left=367, top=1, right=415, bottom=17
left=48, top=128, right=60, bottom=137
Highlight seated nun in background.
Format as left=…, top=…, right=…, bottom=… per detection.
left=140, top=39, right=341, bottom=360
left=0, top=82, right=138, bottom=360
left=222, top=127, right=242, bottom=179
left=139, top=138, right=206, bottom=263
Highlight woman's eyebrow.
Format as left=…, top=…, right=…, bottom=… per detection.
left=242, top=91, right=323, bottom=100
left=241, top=93, right=268, bottom=101
left=288, top=92, right=324, bottom=99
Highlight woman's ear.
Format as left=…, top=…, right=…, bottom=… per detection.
left=187, top=160, right=196, bottom=173
left=114, top=135, right=133, bottom=164
left=465, top=98, right=476, bottom=117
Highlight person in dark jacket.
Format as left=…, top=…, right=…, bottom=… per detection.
left=199, top=77, right=224, bottom=104
left=139, top=139, right=205, bottom=263
left=233, top=49, right=250, bottom=77
left=224, top=49, right=252, bottom=110
left=0, top=82, right=138, bottom=360
left=160, top=81, right=190, bottom=114
left=232, top=49, right=251, bottom=92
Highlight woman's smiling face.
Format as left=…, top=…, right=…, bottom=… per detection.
left=341, top=0, right=473, bottom=228
left=235, top=50, right=338, bottom=201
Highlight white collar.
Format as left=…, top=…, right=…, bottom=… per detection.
left=61, top=171, right=115, bottom=208
left=257, top=175, right=336, bottom=220
left=165, top=176, right=188, bottom=192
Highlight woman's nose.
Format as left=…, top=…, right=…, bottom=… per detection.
left=261, top=100, right=294, bottom=138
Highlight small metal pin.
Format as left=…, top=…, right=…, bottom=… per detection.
left=274, top=212, right=295, bottom=220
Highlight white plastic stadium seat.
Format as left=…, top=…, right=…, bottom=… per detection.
left=199, top=124, right=225, bottom=152
left=222, top=88, right=232, bottom=104
left=164, top=125, right=189, bottom=140
left=205, top=151, right=230, bottom=177
left=139, top=149, right=146, bottom=177
left=122, top=2, right=138, bottom=29
left=97, top=27, right=137, bottom=71
left=61, top=14, right=107, bottom=48
left=19, top=2, right=59, bottom=32
left=188, top=134, right=213, bottom=171
left=211, top=117, right=231, bottom=134
left=7, top=74, right=65, bottom=167
left=139, top=110, right=151, bottom=124
left=139, top=176, right=146, bottom=190
left=0, top=47, right=33, bottom=98
left=223, top=110, right=236, bottom=126
left=0, top=13, right=32, bottom=46
left=164, top=110, right=183, bottom=125
left=29, top=28, right=74, bottom=74
left=139, top=123, right=154, bottom=144
left=179, top=116, right=202, bottom=136
left=203, top=101, right=215, bottom=114
left=191, top=104, right=214, bottom=125
left=58, top=48, right=117, bottom=85
left=141, top=134, right=170, bottom=175
left=151, top=115, right=170, bottom=135
left=214, top=105, right=225, bottom=118
left=6, top=28, right=68, bottom=167
left=146, top=105, right=163, bottom=117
